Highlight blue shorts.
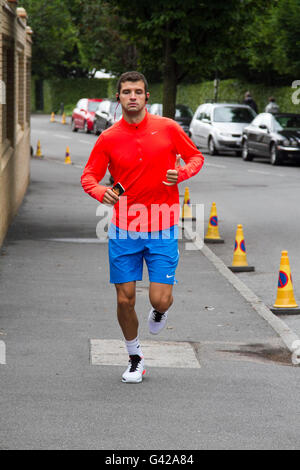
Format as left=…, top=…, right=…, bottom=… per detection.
left=108, top=224, right=179, bottom=285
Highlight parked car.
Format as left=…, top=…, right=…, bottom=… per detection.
left=149, top=103, right=193, bottom=134
left=71, top=98, right=103, bottom=133
left=242, top=112, right=300, bottom=165
left=93, top=100, right=123, bottom=135
left=189, top=103, right=257, bottom=155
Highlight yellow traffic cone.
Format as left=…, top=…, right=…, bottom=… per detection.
left=229, top=224, right=254, bottom=272
left=62, top=112, right=66, bottom=125
left=270, top=251, right=300, bottom=314
left=64, top=146, right=72, bottom=164
left=204, top=202, right=224, bottom=244
left=50, top=112, right=55, bottom=123
left=34, top=140, right=43, bottom=158
left=181, top=187, right=196, bottom=222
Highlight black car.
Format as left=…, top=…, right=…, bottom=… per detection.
left=242, top=113, right=300, bottom=165
left=94, top=100, right=122, bottom=135
left=149, top=103, right=193, bottom=134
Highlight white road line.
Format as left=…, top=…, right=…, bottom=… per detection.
left=31, top=129, right=47, bottom=134
left=53, top=134, right=70, bottom=140
left=90, top=339, right=201, bottom=368
left=47, top=238, right=108, bottom=243
left=79, top=140, right=92, bottom=144
left=205, top=162, right=227, bottom=169
left=248, top=169, right=286, bottom=177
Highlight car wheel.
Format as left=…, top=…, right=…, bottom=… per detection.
left=270, top=143, right=283, bottom=166
left=208, top=136, right=218, bottom=155
left=71, top=119, right=78, bottom=132
left=84, top=121, right=90, bottom=134
left=242, top=140, right=253, bottom=161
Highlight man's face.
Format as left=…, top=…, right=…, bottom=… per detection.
left=118, top=80, right=149, bottom=113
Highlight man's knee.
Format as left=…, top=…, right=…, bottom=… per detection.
left=150, top=292, right=173, bottom=313
left=116, top=285, right=136, bottom=313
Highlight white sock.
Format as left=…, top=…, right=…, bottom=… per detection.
left=125, top=337, right=143, bottom=358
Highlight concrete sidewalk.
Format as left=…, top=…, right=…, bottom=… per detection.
left=0, top=157, right=300, bottom=450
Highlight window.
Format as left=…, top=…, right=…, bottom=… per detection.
left=18, top=51, right=25, bottom=128
left=110, top=101, right=122, bottom=119
left=175, top=105, right=193, bottom=119
left=274, top=114, right=300, bottom=130
left=26, top=58, right=31, bottom=123
left=88, top=101, right=101, bottom=112
left=196, top=105, right=206, bottom=120
left=213, top=106, right=255, bottom=123
left=2, top=42, right=15, bottom=146
left=252, top=115, right=266, bottom=127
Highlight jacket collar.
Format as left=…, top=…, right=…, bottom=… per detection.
left=120, top=109, right=149, bottom=131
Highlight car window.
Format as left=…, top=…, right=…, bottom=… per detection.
left=204, top=105, right=211, bottom=121
left=252, top=115, right=265, bottom=127
left=196, top=105, right=206, bottom=120
left=88, top=101, right=101, bottom=112
left=98, top=101, right=110, bottom=113
left=213, top=106, right=255, bottom=123
left=175, top=105, right=193, bottom=119
left=274, top=114, right=300, bottom=130
left=110, top=102, right=122, bottom=119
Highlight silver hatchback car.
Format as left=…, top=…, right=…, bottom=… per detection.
left=189, top=103, right=256, bottom=155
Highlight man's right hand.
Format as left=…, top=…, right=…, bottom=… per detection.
left=102, top=188, right=120, bottom=205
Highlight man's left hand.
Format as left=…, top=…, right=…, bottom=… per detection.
left=163, top=155, right=181, bottom=186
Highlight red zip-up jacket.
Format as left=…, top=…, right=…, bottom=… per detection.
left=81, top=111, right=204, bottom=232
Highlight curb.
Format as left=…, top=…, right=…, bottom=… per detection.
left=182, top=224, right=300, bottom=366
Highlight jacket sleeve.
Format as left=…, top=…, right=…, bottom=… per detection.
left=81, top=134, right=110, bottom=203
left=170, top=121, right=205, bottom=183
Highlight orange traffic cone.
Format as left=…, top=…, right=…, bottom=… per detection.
left=34, top=140, right=43, bottom=158
left=61, top=112, right=66, bottom=125
left=228, top=224, right=254, bottom=272
left=64, top=146, right=72, bottom=164
left=270, top=251, right=300, bottom=315
left=204, top=202, right=224, bottom=243
left=181, top=187, right=196, bottom=222
left=50, top=112, right=55, bottom=123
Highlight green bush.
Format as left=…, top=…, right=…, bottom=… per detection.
left=32, top=77, right=300, bottom=115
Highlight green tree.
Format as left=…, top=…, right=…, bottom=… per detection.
left=239, top=0, right=300, bottom=84
left=109, top=0, right=254, bottom=118
left=20, top=0, right=79, bottom=108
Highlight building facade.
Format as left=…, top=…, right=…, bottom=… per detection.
left=0, top=0, right=32, bottom=247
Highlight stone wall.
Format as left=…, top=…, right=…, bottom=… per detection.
left=0, top=0, right=32, bottom=246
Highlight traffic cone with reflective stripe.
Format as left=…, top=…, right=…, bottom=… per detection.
left=270, top=251, right=300, bottom=314
left=229, top=224, right=254, bottom=272
left=62, top=112, right=66, bottom=125
left=34, top=140, right=43, bottom=158
left=50, top=112, right=55, bottom=123
left=204, top=202, right=224, bottom=243
left=181, top=187, right=196, bottom=222
left=65, top=146, right=72, bottom=164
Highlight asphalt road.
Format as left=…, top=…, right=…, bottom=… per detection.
left=0, top=114, right=299, bottom=450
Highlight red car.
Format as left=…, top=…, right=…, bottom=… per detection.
left=71, top=98, right=103, bottom=133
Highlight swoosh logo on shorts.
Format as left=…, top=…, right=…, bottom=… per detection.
left=166, top=274, right=174, bottom=278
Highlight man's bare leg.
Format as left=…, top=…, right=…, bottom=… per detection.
left=148, top=282, right=174, bottom=335
left=149, top=282, right=174, bottom=313
left=116, top=282, right=145, bottom=383
left=115, top=281, right=138, bottom=341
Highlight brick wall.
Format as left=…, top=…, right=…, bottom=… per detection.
left=0, top=0, right=32, bottom=247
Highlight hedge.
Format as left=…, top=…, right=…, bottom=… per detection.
left=31, top=77, right=300, bottom=115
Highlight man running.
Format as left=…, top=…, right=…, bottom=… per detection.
left=81, top=71, right=204, bottom=383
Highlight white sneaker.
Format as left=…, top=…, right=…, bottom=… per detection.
left=148, top=308, right=168, bottom=335
left=122, top=355, right=145, bottom=383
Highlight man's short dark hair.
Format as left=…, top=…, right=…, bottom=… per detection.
left=117, top=71, right=148, bottom=95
